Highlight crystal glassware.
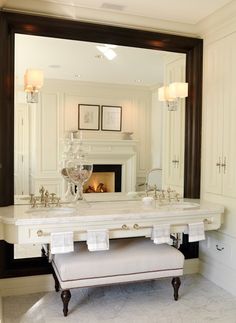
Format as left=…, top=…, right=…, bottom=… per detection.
left=66, top=159, right=93, bottom=202
left=61, top=167, right=75, bottom=202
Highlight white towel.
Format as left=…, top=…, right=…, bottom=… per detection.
left=87, top=229, right=109, bottom=251
left=50, top=232, right=74, bottom=254
left=151, top=224, right=171, bottom=244
left=187, top=222, right=205, bottom=242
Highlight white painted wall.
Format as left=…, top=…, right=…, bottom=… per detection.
left=200, top=7, right=236, bottom=296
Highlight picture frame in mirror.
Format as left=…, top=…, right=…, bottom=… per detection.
left=78, top=104, right=100, bottom=130
left=101, top=105, right=122, bottom=131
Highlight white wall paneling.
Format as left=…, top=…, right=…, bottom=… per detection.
left=29, top=91, right=61, bottom=195
left=150, top=86, right=163, bottom=170
left=201, top=15, right=236, bottom=296
left=203, top=34, right=236, bottom=198
left=14, top=102, right=29, bottom=195
left=40, top=92, right=59, bottom=173
left=162, top=57, right=186, bottom=195
left=200, top=230, right=236, bottom=296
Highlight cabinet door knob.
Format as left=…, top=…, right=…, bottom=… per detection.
left=133, top=223, right=140, bottom=230
left=122, top=224, right=129, bottom=230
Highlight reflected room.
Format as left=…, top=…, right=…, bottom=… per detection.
left=14, top=34, right=186, bottom=258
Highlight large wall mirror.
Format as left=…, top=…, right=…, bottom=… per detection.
left=0, top=12, right=202, bottom=277
left=14, top=34, right=187, bottom=203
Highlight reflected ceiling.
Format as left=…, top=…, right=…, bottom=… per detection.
left=15, top=34, right=168, bottom=87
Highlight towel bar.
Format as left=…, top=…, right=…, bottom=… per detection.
left=36, top=218, right=212, bottom=237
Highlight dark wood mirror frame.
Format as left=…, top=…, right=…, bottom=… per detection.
left=0, top=12, right=202, bottom=278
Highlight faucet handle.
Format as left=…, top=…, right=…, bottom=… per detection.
left=56, top=197, right=61, bottom=207
left=50, top=193, right=56, bottom=203
left=175, top=193, right=180, bottom=202
left=31, top=197, right=37, bottom=208
left=29, top=193, right=35, bottom=204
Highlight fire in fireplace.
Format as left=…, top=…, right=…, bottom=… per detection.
left=83, top=164, right=122, bottom=193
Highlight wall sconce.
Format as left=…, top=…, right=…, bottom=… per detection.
left=24, top=69, right=44, bottom=103
left=158, top=82, right=188, bottom=111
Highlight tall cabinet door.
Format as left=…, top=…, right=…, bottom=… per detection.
left=203, top=40, right=224, bottom=195
left=162, top=56, right=185, bottom=194
left=222, top=33, right=236, bottom=198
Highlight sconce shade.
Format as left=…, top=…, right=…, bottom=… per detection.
left=158, top=86, right=169, bottom=101
left=24, top=69, right=44, bottom=103
left=169, top=82, right=188, bottom=99
left=24, top=69, right=44, bottom=92
left=158, top=82, right=188, bottom=111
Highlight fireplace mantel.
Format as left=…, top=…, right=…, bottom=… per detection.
left=81, top=139, right=138, bottom=192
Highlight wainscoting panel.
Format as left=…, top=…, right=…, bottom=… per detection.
left=199, top=231, right=236, bottom=296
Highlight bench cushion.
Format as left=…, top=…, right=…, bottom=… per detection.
left=52, top=238, right=184, bottom=289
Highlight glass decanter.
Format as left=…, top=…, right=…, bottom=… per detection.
left=60, top=140, right=76, bottom=202
left=66, top=155, right=93, bottom=202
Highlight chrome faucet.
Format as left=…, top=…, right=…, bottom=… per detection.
left=29, top=186, right=61, bottom=208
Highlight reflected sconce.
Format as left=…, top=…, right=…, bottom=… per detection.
left=158, top=82, right=188, bottom=111
left=24, top=69, right=44, bottom=103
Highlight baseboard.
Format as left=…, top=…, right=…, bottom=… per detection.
left=183, top=258, right=199, bottom=274
left=0, top=296, right=2, bottom=323
left=0, top=259, right=199, bottom=297
left=0, top=275, right=55, bottom=297
left=199, top=259, right=236, bottom=296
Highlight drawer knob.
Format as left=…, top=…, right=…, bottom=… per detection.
left=37, top=230, right=43, bottom=237
left=133, top=223, right=140, bottom=230
left=122, top=224, right=129, bottom=230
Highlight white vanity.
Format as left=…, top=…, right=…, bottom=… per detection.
left=0, top=194, right=224, bottom=245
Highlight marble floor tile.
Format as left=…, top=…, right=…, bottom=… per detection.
left=3, top=274, right=236, bottom=323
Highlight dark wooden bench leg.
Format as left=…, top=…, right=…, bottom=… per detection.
left=52, top=270, right=60, bottom=292
left=61, top=290, right=71, bottom=317
left=172, top=277, right=181, bottom=301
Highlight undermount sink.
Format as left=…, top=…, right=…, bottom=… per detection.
left=168, top=202, right=200, bottom=209
left=25, top=207, right=76, bottom=214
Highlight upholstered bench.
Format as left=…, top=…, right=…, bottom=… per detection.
left=52, top=238, right=185, bottom=317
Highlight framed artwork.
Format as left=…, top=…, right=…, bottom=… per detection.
left=101, top=105, right=122, bottom=131
left=78, top=104, right=100, bottom=130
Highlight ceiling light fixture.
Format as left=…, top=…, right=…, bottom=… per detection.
left=48, top=64, right=61, bottom=68
left=96, top=44, right=117, bottom=60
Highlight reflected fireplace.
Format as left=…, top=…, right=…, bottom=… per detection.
left=83, top=164, right=122, bottom=193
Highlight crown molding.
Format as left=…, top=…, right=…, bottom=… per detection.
left=196, top=0, right=236, bottom=39
left=1, top=0, right=199, bottom=37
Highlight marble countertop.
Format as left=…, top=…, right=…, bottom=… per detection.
left=0, top=193, right=224, bottom=226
